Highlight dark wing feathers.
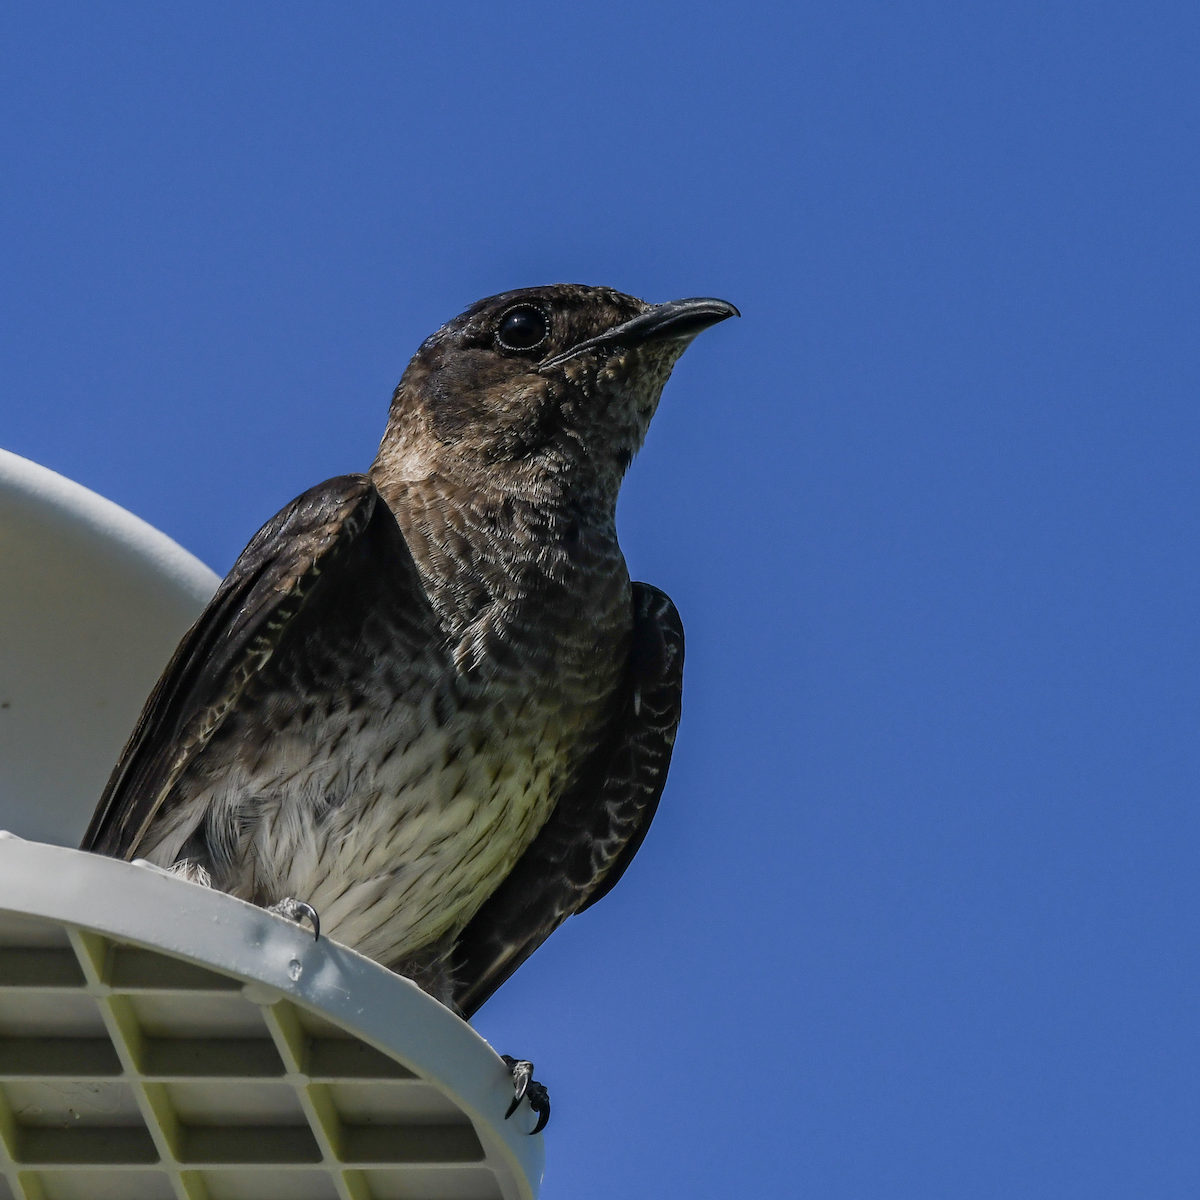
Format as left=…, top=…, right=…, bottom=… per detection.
left=81, top=474, right=418, bottom=859
left=449, top=583, right=684, bottom=1018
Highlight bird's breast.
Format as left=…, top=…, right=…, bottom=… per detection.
left=141, top=487, right=632, bottom=969
left=207, top=587, right=625, bottom=966
left=258, top=691, right=576, bottom=963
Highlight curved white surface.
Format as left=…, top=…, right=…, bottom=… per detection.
left=0, top=449, right=220, bottom=845
left=0, top=836, right=543, bottom=1199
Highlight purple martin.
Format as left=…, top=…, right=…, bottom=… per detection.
left=82, top=284, right=737, bottom=1131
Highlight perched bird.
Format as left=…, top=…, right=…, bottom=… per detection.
left=81, top=284, right=737, bottom=1131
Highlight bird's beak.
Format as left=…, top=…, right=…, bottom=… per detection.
left=538, top=297, right=739, bottom=373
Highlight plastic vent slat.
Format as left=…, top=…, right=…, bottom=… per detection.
left=0, top=841, right=541, bottom=1200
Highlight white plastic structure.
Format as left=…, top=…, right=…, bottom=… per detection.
left=0, top=448, right=219, bottom=847
left=0, top=837, right=542, bottom=1200
left=0, top=451, right=544, bottom=1200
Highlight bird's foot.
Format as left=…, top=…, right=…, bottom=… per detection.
left=501, top=1055, right=550, bottom=1134
left=267, top=897, right=321, bottom=941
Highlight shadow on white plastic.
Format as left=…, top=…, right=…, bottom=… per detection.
left=0, top=448, right=219, bottom=845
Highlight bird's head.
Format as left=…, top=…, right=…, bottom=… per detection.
left=373, top=284, right=737, bottom=510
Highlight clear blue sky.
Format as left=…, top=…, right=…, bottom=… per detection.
left=3, top=4, right=1199, bottom=1196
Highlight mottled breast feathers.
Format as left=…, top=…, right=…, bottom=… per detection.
left=450, top=583, right=684, bottom=1016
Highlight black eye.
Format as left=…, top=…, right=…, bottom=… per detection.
left=496, top=305, right=549, bottom=352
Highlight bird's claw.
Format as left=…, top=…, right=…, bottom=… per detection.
left=524, top=1079, right=550, bottom=1135
left=501, top=1055, right=550, bottom=1134
left=503, top=1057, right=532, bottom=1116
left=268, top=897, right=321, bottom=941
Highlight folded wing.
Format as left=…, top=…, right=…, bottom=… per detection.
left=81, top=475, right=436, bottom=860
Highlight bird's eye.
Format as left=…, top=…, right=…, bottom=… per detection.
left=496, top=306, right=549, bottom=352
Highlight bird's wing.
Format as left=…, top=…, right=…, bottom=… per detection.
left=450, top=582, right=684, bottom=1018
left=81, top=474, right=435, bottom=859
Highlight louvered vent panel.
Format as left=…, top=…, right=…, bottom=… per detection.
left=0, top=843, right=542, bottom=1200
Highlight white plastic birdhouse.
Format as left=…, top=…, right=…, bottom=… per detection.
left=0, top=449, right=543, bottom=1200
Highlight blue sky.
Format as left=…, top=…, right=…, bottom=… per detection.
left=3, top=3, right=1199, bottom=1196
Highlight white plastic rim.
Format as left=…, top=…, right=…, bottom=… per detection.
left=0, top=835, right=544, bottom=1199
left=0, top=448, right=219, bottom=846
